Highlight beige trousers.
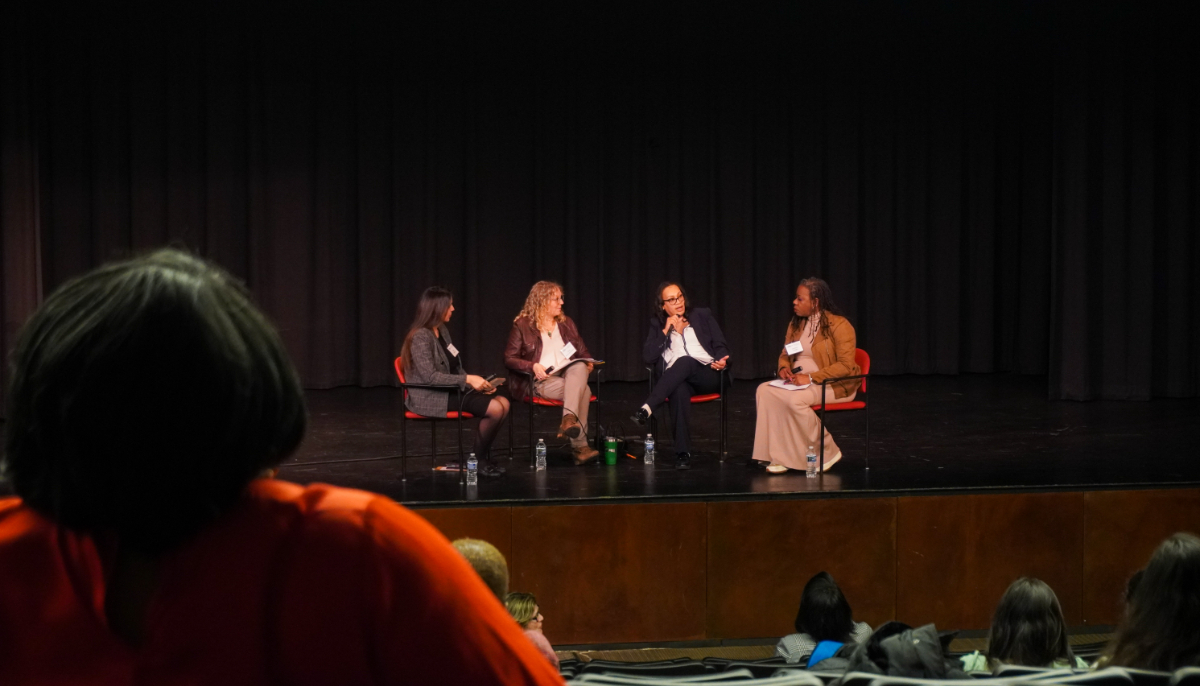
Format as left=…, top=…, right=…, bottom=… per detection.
left=752, top=381, right=855, bottom=470
left=534, top=363, right=591, bottom=448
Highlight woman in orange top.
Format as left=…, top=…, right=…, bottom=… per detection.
left=0, top=250, right=561, bottom=685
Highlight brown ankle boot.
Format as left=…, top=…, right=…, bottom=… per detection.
left=557, top=414, right=582, bottom=439
left=572, top=445, right=600, bottom=465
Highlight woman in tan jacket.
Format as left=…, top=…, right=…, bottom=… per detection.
left=753, top=278, right=860, bottom=473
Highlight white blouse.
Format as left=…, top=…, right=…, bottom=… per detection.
left=537, top=323, right=570, bottom=371
left=662, top=325, right=715, bottom=369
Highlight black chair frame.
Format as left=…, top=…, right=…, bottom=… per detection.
left=644, top=364, right=729, bottom=460
left=817, top=372, right=869, bottom=470
left=508, top=365, right=603, bottom=468
left=397, top=380, right=479, bottom=485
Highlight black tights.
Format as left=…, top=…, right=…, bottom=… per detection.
left=473, top=396, right=510, bottom=461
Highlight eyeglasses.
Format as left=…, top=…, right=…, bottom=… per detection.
left=663, top=295, right=684, bottom=305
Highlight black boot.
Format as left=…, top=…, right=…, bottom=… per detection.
left=476, top=449, right=505, bottom=477
left=675, top=452, right=691, bottom=470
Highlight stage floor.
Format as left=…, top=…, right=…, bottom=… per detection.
left=277, top=374, right=1200, bottom=507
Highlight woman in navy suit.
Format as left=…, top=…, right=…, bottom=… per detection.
left=632, top=282, right=730, bottom=470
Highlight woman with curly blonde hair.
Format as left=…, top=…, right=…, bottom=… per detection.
left=504, top=281, right=599, bottom=465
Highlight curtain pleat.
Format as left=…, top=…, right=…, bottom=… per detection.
left=1, top=2, right=1197, bottom=410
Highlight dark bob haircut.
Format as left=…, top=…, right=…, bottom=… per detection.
left=3, top=249, right=306, bottom=554
left=794, top=571, right=855, bottom=642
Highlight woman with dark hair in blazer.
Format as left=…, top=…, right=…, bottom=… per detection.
left=401, top=286, right=510, bottom=476
left=631, top=282, right=730, bottom=470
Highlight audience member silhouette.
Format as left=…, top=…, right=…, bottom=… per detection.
left=506, top=592, right=559, bottom=669
left=1102, top=532, right=1200, bottom=671
left=960, top=577, right=1086, bottom=671
left=776, top=571, right=872, bottom=665
left=0, top=250, right=560, bottom=685
left=453, top=538, right=510, bottom=600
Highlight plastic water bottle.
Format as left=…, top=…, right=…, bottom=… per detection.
left=466, top=452, right=478, bottom=485
left=806, top=445, right=817, bottom=478
left=644, top=434, right=656, bottom=464
left=535, top=439, right=547, bottom=471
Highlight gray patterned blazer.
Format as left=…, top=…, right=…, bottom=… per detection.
left=404, top=325, right=469, bottom=417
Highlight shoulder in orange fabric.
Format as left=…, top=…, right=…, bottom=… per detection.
left=0, top=482, right=563, bottom=686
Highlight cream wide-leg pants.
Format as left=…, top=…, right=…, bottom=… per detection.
left=752, top=381, right=855, bottom=470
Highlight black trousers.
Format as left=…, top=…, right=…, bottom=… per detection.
left=643, top=356, right=722, bottom=454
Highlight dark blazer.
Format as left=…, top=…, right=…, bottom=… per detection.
left=404, top=325, right=469, bottom=417
left=642, top=307, right=731, bottom=377
left=504, top=315, right=593, bottom=401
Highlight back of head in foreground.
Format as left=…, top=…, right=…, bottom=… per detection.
left=985, top=577, right=1075, bottom=668
left=2, top=249, right=305, bottom=554
left=1103, top=532, right=1200, bottom=671
left=1, top=250, right=564, bottom=685
left=795, top=571, right=856, bottom=642
left=453, top=537, right=510, bottom=599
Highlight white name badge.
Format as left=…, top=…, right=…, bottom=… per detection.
left=559, top=342, right=577, bottom=359
left=446, top=343, right=460, bottom=357
left=785, top=340, right=804, bottom=355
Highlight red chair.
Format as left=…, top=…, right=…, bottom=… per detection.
left=645, top=365, right=729, bottom=460
left=394, top=356, right=474, bottom=482
left=813, top=348, right=871, bottom=470
left=509, top=366, right=602, bottom=468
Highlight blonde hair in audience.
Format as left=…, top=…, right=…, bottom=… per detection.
left=505, top=592, right=539, bottom=627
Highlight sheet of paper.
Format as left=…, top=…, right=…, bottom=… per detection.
left=768, top=378, right=811, bottom=391
left=784, top=340, right=804, bottom=355
left=546, top=358, right=602, bottom=374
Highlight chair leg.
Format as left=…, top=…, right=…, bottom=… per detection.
left=662, top=404, right=674, bottom=451
left=646, top=371, right=654, bottom=446
left=865, top=403, right=870, bottom=470
left=508, top=406, right=514, bottom=459
left=431, top=421, right=438, bottom=470
left=720, top=398, right=728, bottom=461
left=719, top=372, right=727, bottom=462
left=594, top=369, right=602, bottom=449
left=401, top=414, right=408, bottom=481
left=818, top=407, right=825, bottom=472
left=528, top=400, right=535, bottom=469
left=457, top=413, right=465, bottom=487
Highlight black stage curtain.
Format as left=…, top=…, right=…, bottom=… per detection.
left=1, top=2, right=1197, bottom=417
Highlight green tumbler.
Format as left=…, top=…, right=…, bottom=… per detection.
left=603, top=436, right=619, bottom=465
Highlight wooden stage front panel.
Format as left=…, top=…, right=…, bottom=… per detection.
left=896, top=492, right=1086, bottom=630
left=412, top=487, right=1200, bottom=645
left=707, top=498, right=896, bottom=639
left=1083, top=489, right=1200, bottom=626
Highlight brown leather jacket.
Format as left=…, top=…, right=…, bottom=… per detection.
left=504, top=315, right=593, bottom=401
left=776, top=312, right=860, bottom=399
